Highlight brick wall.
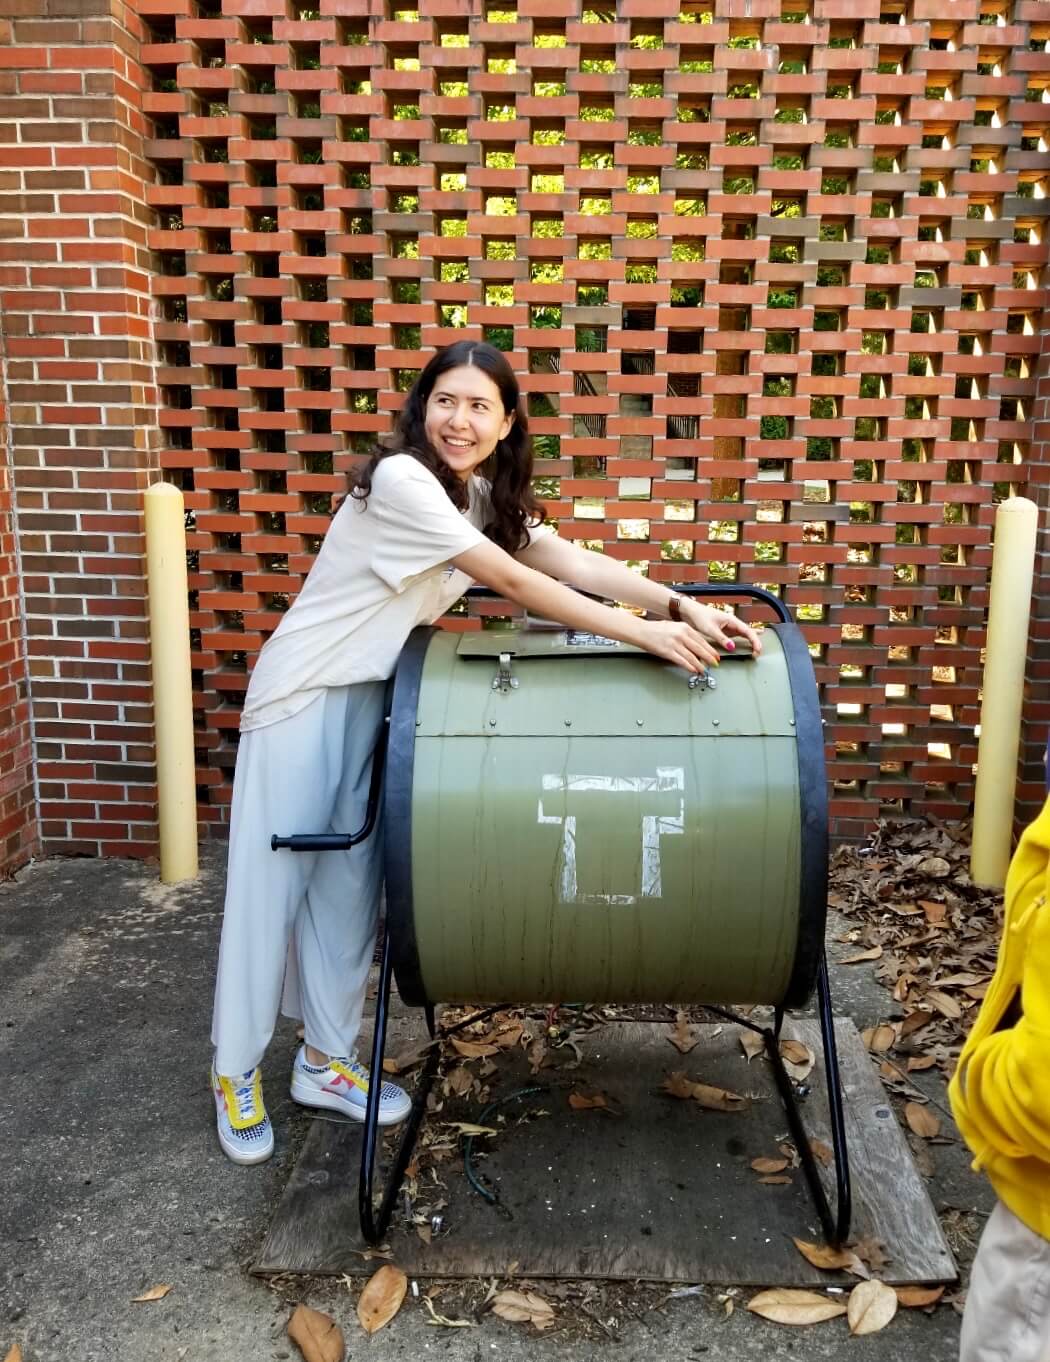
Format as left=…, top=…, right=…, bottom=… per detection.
left=0, top=304, right=37, bottom=874
left=1, top=0, right=1049, bottom=860
left=134, top=0, right=1050, bottom=844
left=1019, top=315, right=1050, bottom=826
left=0, top=0, right=160, bottom=862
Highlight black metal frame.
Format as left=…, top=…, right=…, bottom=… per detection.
left=270, top=584, right=853, bottom=1248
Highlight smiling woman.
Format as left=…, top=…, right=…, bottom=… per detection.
left=208, top=340, right=762, bottom=1168
left=425, top=369, right=514, bottom=480
left=348, top=340, right=543, bottom=555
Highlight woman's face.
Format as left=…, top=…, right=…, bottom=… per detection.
left=423, top=363, right=514, bottom=483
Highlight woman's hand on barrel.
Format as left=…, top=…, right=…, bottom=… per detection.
left=640, top=620, right=722, bottom=674
left=681, top=600, right=763, bottom=658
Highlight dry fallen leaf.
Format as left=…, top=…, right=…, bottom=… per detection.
left=926, top=990, right=963, bottom=1020
left=382, top=1039, right=433, bottom=1075
left=809, top=1139, right=833, bottom=1167
left=920, top=899, right=947, bottom=923
left=445, top=1066, right=474, bottom=1097
left=789, top=1237, right=869, bottom=1277
left=847, top=1279, right=898, bottom=1336
left=778, top=1140, right=801, bottom=1168
left=792, top=1238, right=857, bottom=1271
left=751, top=1157, right=790, bottom=1174
left=4, top=1346, right=23, bottom=1362
left=900, top=1010, right=934, bottom=1038
left=288, top=1304, right=345, bottom=1362
left=526, top=1038, right=548, bottom=1073
left=493, top=1022, right=524, bottom=1049
left=490, top=1289, right=556, bottom=1331
left=131, top=1285, right=172, bottom=1303
left=758, top=1174, right=793, bottom=1185
left=739, top=1029, right=766, bottom=1062
left=863, top=1023, right=897, bottom=1053
left=356, top=1265, right=408, bottom=1335
left=422, top=1295, right=476, bottom=1328
left=568, top=1090, right=615, bottom=1112
left=936, top=971, right=984, bottom=988
left=450, top=1038, right=500, bottom=1060
left=840, top=945, right=883, bottom=965
left=662, top=1072, right=748, bottom=1111
left=443, top=1122, right=499, bottom=1137
left=779, top=1039, right=815, bottom=1080
left=746, top=1288, right=848, bottom=1326
left=851, top=1236, right=891, bottom=1272
left=906, top=1055, right=938, bottom=1072
left=668, top=1011, right=700, bottom=1054
left=904, top=1102, right=941, bottom=1139
left=895, top=1285, right=945, bottom=1309
left=663, top=1071, right=697, bottom=1099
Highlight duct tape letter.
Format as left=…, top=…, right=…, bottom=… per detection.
left=537, top=768, right=685, bottom=905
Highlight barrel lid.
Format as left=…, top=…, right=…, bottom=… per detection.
left=415, top=627, right=791, bottom=737
left=456, top=628, right=754, bottom=660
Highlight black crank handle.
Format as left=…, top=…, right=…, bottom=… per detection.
left=271, top=833, right=355, bottom=852
left=671, top=582, right=791, bottom=624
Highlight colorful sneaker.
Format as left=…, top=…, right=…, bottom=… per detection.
left=290, top=1047, right=412, bottom=1126
left=211, top=1064, right=274, bottom=1165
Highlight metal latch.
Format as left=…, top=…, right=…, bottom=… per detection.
left=492, top=652, right=518, bottom=693
left=688, top=671, right=718, bottom=692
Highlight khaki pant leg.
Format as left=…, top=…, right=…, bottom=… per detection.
left=960, top=1201, right=1050, bottom=1362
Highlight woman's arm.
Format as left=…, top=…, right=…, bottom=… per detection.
left=516, top=531, right=762, bottom=656
left=452, top=537, right=723, bottom=674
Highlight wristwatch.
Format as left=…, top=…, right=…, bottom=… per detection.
left=667, top=593, right=685, bottom=622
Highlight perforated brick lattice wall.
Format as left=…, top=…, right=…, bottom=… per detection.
left=138, top=0, right=1050, bottom=841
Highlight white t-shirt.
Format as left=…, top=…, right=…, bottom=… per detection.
left=239, top=454, right=549, bottom=731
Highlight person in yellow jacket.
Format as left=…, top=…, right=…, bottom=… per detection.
left=949, top=797, right=1050, bottom=1362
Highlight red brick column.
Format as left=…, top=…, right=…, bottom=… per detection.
left=0, top=310, right=37, bottom=874
left=0, top=0, right=160, bottom=859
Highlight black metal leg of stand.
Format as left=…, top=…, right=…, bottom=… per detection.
left=762, top=950, right=852, bottom=1245
left=358, top=927, right=442, bottom=1245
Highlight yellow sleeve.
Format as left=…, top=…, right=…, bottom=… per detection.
left=954, top=897, right=1050, bottom=1163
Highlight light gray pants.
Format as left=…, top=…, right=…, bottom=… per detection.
left=961, top=1200, right=1050, bottom=1362
left=210, top=682, right=386, bottom=1077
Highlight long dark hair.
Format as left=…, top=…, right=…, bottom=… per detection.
left=348, top=341, right=545, bottom=554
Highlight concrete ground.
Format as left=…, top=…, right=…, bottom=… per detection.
left=0, top=849, right=991, bottom=1362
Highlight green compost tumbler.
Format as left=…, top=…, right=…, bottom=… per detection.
left=384, top=619, right=828, bottom=1014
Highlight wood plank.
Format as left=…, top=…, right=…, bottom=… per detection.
left=255, top=1019, right=957, bottom=1285
left=785, top=1018, right=956, bottom=1285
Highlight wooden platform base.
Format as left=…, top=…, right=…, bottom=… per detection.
left=255, top=1018, right=956, bottom=1286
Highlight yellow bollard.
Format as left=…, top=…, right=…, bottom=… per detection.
left=971, top=497, right=1040, bottom=888
left=145, top=482, right=199, bottom=883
